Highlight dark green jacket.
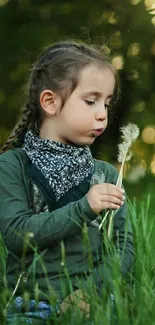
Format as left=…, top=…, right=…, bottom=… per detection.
left=0, top=148, right=134, bottom=299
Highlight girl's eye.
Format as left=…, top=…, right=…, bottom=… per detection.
left=84, top=100, right=96, bottom=105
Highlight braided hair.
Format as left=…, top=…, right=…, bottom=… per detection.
left=1, top=41, right=119, bottom=153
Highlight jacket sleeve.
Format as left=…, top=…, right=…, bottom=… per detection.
left=0, top=160, right=96, bottom=254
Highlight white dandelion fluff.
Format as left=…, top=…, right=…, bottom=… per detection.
left=99, top=122, right=140, bottom=235
left=118, top=143, right=132, bottom=163
left=118, top=123, right=140, bottom=163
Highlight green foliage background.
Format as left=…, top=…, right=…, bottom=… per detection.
left=0, top=0, right=155, bottom=200
left=0, top=2, right=155, bottom=324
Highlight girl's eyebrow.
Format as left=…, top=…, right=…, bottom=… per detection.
left=83, top=91, right=113, bottom=98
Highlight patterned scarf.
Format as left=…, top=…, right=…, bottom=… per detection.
left=23, top=131, right=94, bottom=201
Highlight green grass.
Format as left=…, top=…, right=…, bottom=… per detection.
left=1, top=195, right=155, bottom=325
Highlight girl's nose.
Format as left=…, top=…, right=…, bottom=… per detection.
left=95, top=106, right=107, bottom=121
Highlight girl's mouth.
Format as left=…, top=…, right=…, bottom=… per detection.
left=92, top=128, right=104, bottom=136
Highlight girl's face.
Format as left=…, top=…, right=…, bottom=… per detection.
left=41, top=64, right=115, bottom=146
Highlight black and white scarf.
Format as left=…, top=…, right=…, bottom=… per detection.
left=23, top=131, right=94, bottom=201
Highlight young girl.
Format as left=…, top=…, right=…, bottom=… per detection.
left=0, top=41, right=134, bottom=324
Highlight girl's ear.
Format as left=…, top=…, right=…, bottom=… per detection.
left=39, top=89, right=61, bottom=116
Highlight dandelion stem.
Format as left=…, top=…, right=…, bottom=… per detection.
left=98, top=210, right=109, bottom=230
left=116, top=146, right=128, bottom=186
left=98, top=123, right=139, bottom=235
left=107, top=147, right=128, bottom=238
left=99, top=145, right=128, bottom=233
left=107, top=211, right=115, bottom=238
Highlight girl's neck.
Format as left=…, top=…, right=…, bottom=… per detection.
left=39, top=122, right=76, bottom=147
left=39, top=119, right=63, bottom=143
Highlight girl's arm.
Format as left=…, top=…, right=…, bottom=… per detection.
left=0, top=160, right=96, bottom=254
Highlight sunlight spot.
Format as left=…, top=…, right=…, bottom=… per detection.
left=151, top=16, right=155, bottom=24
left=101, top=45, right=111, bottom=55
left=142, top=126, right=155, bottom=144
left=112, top=55, right=124, bottom=70
left=151, top=41, right=155, bottom=54
left=0, top=0, right=8, bottom=5
left=151, top=17, right=155, bottom=26
left=150, top=160, right=155, bottom=174
left=108, top=12, right=117, bottom=24
left=145, top=0, right=155, bottom=8
left=127, top=43, right=140, bottom=56
left=130, top=0, right=141, bottom=4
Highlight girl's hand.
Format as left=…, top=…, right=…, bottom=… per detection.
left=59, top=289, right=90, bottom=318
left=86, top=183, right=125, bottom=214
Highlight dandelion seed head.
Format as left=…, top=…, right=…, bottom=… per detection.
left=100, top=122, right=139, bottom=232
left=126, top=152, right=133, bottom=161
left=120, top=123, right=140, bottom=147
left=118, top=123, right=139, bottom=163
left=118, top=143, right=126, bottom=163
left=118, top=144, right=133, bottom=163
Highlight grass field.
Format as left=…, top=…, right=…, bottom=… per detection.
left=0, top=194, right=155, bottom=325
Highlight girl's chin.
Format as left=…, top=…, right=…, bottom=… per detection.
left=75, top=137, right=96, bottom=146
left=67, top=134, right=96, bottom=146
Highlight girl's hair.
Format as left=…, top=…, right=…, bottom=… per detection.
left=1, top=41, right=120, bottom=153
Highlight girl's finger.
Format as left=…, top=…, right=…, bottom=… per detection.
left=101, top=194, right=125, bottom=205
left=101, top=202, right=122, bottom=210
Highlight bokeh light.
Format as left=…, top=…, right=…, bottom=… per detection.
left=108, top=12, right=117, bottom=24
left=112, top=55, right=124, bottom=70
left=127, top=43, right=141, bottom=56
left=151, top=156, right=155, bottom=174
left=0, top=0, right=8, bottom=5
left=145, top=0, right=155, bottom=8
left=130, top=0, right=141, bottom=4
left=141, top=126, right=155, bottom=144
left=151, top=16, right=155, bottom=25
left=101, top=45, right=111, bottom=55
left=151, top=41, right=155, bottom=54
